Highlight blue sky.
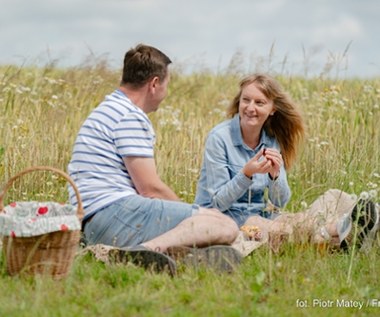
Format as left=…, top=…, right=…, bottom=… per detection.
left=1, top=0, right=378, bottom=78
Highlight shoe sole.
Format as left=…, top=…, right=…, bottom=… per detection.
left=108, top=249, right=177, bottom=276
left=168, top=245, right=242, bottom=273
left=340, top=199, right=379, bottom=251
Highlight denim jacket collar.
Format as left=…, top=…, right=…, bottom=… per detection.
left=230, top=113, right=270, bottom=150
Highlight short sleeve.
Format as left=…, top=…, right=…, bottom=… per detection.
left=114, top=112, right=155, bottom=158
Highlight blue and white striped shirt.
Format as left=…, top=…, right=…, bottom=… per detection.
left=68, top=89, right=155, bottom=219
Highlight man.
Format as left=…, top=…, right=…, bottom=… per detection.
left=68, top=44, right=240, bottom=275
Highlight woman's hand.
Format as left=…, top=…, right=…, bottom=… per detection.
left=242, top=149, right=272, bottom=178
left=263, top=148, right=283, bottom=179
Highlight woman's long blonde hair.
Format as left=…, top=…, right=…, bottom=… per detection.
left=227, top=74, right=305, bottom=169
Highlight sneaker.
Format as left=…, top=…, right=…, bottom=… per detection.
left=167, top=245, right=242, bottom=273
left=339, top=199, right=379, bottom=251
left=108, top=245, right=177, bottom=276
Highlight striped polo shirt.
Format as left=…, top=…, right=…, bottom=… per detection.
left=68, top=89, right=155, bottom=219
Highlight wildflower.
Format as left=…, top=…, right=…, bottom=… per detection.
left=47, top=101, right=57, bottom=108
left=300, top=201, right=308, bottom=209
left=368, top=190, right=378, bottom=199
left=218, top=98, right=230, bottom=107
left=212, top=108, right=224, bottom=115
left=20, top=86, right=31, bottom=93
left=367, top=182, right=378, bottom=189
left=359, top=191, right=370, bottom=200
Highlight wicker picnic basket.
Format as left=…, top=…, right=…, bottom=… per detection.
left=0, top=166, right=83, bottom=279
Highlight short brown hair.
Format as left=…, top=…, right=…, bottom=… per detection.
left=121, top=44, right=172, bottom=88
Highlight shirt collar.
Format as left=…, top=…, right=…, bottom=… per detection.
left=230, top=113, right=270, bottom=149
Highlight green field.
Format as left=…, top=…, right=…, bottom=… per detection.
left=0, top=62, right=379, bottom=316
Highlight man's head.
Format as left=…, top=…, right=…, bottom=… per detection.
left=120, top=44, right=172, bottom=113
left=121, top=44, right=172, bottom=88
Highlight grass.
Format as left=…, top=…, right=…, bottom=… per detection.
left=0, top=60, right=379, bottom=316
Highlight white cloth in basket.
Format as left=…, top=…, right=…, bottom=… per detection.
left=0, top=201, right=81, bottom=237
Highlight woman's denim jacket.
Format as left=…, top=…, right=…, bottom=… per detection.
left=195, top=114, right=291, bottom=213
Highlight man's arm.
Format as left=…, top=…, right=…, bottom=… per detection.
left=123, top=156, right=180, bottom=201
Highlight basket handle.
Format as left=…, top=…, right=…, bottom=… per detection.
left=0, top=166, right=84, bottom=220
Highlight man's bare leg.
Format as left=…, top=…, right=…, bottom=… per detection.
left=141, top=208, right=239, bottom=252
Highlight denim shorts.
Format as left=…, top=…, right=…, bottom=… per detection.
left=83, top=195, right=199, bottom=247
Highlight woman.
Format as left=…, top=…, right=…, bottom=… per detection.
left=195, top=74, right=379, bottom=250
left=195, top=73, right=304, bottom=227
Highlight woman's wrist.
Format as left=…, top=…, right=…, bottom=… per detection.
left=242, top=167, right=252, bottom=179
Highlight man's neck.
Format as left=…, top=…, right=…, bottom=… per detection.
left=119, top=85, right=149, bottom=113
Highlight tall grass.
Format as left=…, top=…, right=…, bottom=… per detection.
left=0, top=60, right=379, bottom=316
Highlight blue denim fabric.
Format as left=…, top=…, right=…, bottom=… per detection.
left=195, top=114, right=290, bottom=227
left=84, top=195, right=198, bottom=247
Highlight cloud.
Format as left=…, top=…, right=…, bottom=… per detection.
left=312, top=15, right=362, bottom=43
left=0, top=0, right=378, bottom=77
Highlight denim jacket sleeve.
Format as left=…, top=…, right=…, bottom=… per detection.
left=203, top=132, right=252, bottom=211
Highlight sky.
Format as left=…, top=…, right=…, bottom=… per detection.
left=1, top=0, right=379, bottom=78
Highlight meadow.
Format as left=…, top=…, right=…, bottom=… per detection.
left=0, top=59, right=379, bottom=316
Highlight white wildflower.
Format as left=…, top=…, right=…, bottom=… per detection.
left=21, top=86, right=31, bottom=92
left=369, top=190, right=378, bottom=199
left=218, top=99, right=230, bottom=107
left=367, top=182, right=378, bottom=189
left=213, top=108, right=224, bottom=115
left=359, top=191, right=370, bottom=200
left=300, top=201, right=308, bottom=209
left=47, top=101, right=57, bottom=108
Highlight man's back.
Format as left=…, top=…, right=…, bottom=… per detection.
left=68, top=89, right=155, bottom=216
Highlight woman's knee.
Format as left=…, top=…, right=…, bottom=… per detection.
left=245, top=215, right=269, bottom=227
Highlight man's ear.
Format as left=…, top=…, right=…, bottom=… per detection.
left=150, top=76, right=160, bottom=88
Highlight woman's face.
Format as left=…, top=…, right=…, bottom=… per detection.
left=238, top=82, right=275, bottom=130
